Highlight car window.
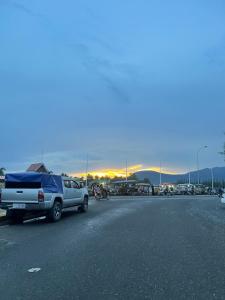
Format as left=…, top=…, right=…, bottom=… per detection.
left=71, top=181, right=80, bottom=189
left=64, top=180, right=71, bottom=188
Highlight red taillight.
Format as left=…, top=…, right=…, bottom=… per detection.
left=38, top=191, right=44, bottom=202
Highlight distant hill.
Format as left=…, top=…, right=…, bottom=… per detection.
left=135, top=167, right=225, bottom=185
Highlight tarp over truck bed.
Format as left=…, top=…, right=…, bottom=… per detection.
left=5, top=172, right=63, bottom=194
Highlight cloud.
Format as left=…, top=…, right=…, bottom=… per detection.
left=8, top=1, right=133, bottom=103
left=205, top=37, right=225, bottom=67
left=12, top=1, right=40, bottom=17
left=10, top=0, right=49, bottom=24
left=26, top=151, right=103, bottom=173
left=98, top=73, right=130, bottom=103
left=76, top=44, right=132, bottom=103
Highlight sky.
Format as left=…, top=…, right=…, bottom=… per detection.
left=1, top=0, right=225, bottom=176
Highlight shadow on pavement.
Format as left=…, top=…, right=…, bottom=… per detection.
left=0, top=207, right=83, bottom=226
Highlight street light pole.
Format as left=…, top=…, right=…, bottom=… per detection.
left=159, top=161, right=162, bottom=185
left=125, top=160, right=128, bottom=183
left=196, top=146, right=208, bottom=185
left=211, top=168, right=214, bottom=190
left=85, top=154, right=89, bottom=187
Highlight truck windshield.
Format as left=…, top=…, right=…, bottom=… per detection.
left=5, top=182, right=42, bottom=189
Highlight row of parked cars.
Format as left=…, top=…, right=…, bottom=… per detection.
left=0, top=172, right=89, bottom=224
left=92, top=182, right=218, bottom=197
left=156, top=184, right=214, bottom=196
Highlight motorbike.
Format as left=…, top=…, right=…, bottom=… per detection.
left=94, top=189, right=109, bottom=200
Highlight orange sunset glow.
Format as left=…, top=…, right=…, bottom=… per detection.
left=72, top=165, right=180, bottom=179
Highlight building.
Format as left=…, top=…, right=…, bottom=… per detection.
left=26, top=163, right=49, bottom=173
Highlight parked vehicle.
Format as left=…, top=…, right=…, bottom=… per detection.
left=194, top=184, right=206, bottom=195
left=0, top=172, right=89, bottom=223
left=219, top=188, right=225, bottom=204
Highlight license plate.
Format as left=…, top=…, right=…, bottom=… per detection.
left=13, top=203, right=26, bottom=209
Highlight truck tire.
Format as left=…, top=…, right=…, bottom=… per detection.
left=78, top=196, right=88, bottom=213
left=7, top=210, right=24, bottom=225
left=48, top=200, right=62, bottom=222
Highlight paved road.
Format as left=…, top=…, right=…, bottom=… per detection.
left=1, top=196, right=225, bottom=300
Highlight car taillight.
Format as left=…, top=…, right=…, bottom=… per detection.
left=38, top=191, right=44, bottom=202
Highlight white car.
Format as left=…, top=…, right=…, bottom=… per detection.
left=221, top=193, right=225, bottom=204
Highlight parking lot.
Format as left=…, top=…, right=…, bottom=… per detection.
left=1, top=195, right=225, bottom=299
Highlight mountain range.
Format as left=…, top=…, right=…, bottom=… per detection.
left=135, top=167, right=225, bottom=185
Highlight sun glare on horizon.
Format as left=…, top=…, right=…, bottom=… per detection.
left=71, top=165, right=180, bottom=179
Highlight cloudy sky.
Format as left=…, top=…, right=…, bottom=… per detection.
left=1, top=0, right=225, bottom=176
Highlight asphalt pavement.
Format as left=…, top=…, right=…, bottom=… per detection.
left=1, top=196, right=225, bottom=300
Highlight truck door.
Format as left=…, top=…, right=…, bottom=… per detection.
left=63, top=180, right=82, bottom=207
left=71, top=181, right=82, bottom=204
left=63, top=180, right=74, bottom=207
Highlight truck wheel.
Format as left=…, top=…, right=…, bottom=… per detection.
left=7, top=210, right=24, bottom=225
left=48, top=201, right=62, bottom=222
left=78, top=196, right=88, bottom=213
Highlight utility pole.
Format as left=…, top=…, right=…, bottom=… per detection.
left=188, top=172, right=191, bottom=185
left=197, top=146, right=208, bottom=184
left=211, top=168, right=214, bottom=190
left=159, top=161, right=162, bottom=185
left=85, top=154, right=89, bottom=187
left=125, top=160, right=128, bottom=183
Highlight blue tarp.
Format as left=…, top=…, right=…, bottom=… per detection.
left=5, top=172, right=63, bottom=194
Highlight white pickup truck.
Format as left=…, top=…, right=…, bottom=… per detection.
left=0, top=172, right=89, bottom=223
